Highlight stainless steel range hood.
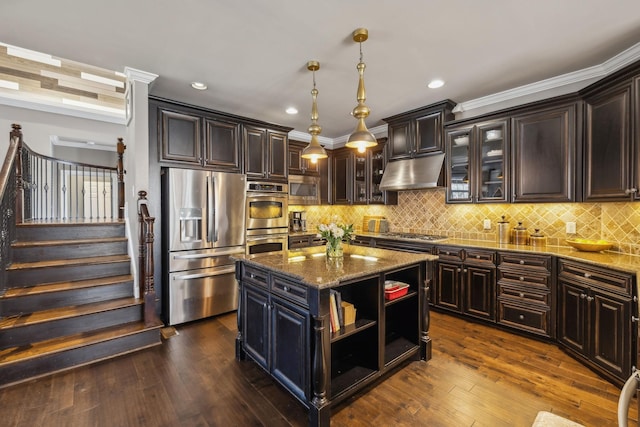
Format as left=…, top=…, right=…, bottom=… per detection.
left=379, top=153, right=445, bottom=191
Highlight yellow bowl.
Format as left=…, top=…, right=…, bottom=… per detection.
left=566, top=239, right=613, bottom=252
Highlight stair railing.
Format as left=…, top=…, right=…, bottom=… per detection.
left=0, top=126, right=21, bottom=296
left=11, top=124, right=125, bottom=222
left=138, top=191, right=156, bottom=325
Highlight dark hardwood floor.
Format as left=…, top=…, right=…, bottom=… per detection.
left=0, top=310, right=635, bottom=426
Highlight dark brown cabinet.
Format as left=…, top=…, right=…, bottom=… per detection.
left=496, top=252, right=554, bottom=338
left=557, top=259, right=635, bottom=384
left=244, top=125, right=288, bottom=181
left=445, top=119, right=509, bottom=203
left=434, top=247, right=495, bottom=322
left=511, top=102, right=577, bottom=202
left=157, top=106, right=242, bottom=172
left=288, top=140, right=319, bottom=176
left=318, top=150, right=331, bottom=204
left=332, top=142, right=396, bottom=206
left=384, top=100, right=455, bottom=160
left=582, top=79, right=634, bottom=201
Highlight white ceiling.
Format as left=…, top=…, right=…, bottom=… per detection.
left=1, top=0, right=640, bottom=139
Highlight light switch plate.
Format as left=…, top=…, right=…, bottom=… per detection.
left=483, top=219, right=491, bottom=230
left=566, top=221, right=576, bottom=234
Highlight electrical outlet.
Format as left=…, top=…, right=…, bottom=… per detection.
left=566, top=221, right=576, bottom=234
left=483, top=219, right=491, bottom=230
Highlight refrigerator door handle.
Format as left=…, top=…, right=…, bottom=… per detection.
left=172, top=249, right=244, bottom=260
left=173, top=266, right=236, bottom=281
left=207, top=175, right=216, bottom=242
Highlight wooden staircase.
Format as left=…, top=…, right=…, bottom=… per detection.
left=0, top=221, right=163, bottom=387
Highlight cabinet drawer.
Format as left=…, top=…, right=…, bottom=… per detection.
left=272, top=274, right=309, bottom=307
left=465, top=249, right=496, bottom=265
left=498, top=252, right=552, bottom=271
left=497, top=298, right=551, bottom=337
left=498, top=269, right=550, bottom=290
left=242, top=264, right=269, bottom=288
left=558, top=260, right=632, bottom=295
left=289, top=235, right=312, bottom=249
left=436, top=246, right=464, bottom=262
left=498, top=283, right=550, bottom=306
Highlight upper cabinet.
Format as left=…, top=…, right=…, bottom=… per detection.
left=288, top=140, right=319, bottom=176
left=511, top=102, right=578, bottom=203
left=445, top=119, right=509, bottom=204
left=151, top=97, right=291, bottom=178
left=582, top=78, right=635, bottom=201
left=244, top=125, right=288, bottom=182
left=384, top=100, right=456, bottom=161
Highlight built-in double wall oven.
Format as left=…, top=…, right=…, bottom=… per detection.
left=245, top=181, right=288, bottom=257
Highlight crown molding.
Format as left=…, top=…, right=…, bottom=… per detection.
left=124, top=67, right=158, bottom=84
left=453, top=41, right=640, bottom=114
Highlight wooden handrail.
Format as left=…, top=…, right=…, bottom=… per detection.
left=138, top=190, right=156, bottom=325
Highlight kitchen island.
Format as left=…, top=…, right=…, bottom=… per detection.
left=234, top=245, right=437, bottom=427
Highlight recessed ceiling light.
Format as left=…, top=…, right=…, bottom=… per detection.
left=286, top=107, right=298, bottom=115
left=191, top=82, right=207, bottom=90
left=428, top=79, right=444, bottom=89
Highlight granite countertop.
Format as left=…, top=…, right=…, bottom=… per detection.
left=234, top=245, right=437, bottom=289
left=357, top=231, right=640, bottom=276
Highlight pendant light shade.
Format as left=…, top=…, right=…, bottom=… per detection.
left=345, top=28, right=377, bottom=153
left=301, top=60, right=328, bottom=164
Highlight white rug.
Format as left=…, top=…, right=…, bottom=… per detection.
left=531, top=411, right=585, bottom=427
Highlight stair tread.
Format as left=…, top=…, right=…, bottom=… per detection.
left=1, top=275, right=133, bottom=298
left=18, top=220, right=125, bottom=226
left=12, top=237, right=127, bottom=248
left=8, top=254, right=130, bottom=271
left=0, top=297, right=142, bottom=329
left=0, top=319, right=163, bottom=365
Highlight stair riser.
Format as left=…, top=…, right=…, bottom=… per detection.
left=0, top=304, right=143, bottom=350
left=0, top=328, right=161, bottom=387
left=7, top=261, right=131, bottom=288
left=12, top=241, right=128, bottom=263
left=0, top=281, right=134, bottom=317
left=16, top=224, right=124, bottom=241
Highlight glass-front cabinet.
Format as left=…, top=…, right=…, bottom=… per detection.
left=445, top=119, right=509, bottom=204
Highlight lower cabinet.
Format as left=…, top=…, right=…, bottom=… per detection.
left=496, top=252, right=554, bottom=338
left=557, top=259, right=634, bottom=384
left=434, top=247, right=496, bottom=322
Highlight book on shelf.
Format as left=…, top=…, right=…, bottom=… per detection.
left=332, top=290, right=344, bottom=328
left=329, top=292, right=340, bottom=333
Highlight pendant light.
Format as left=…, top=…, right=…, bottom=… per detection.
left=345, top=28, right=377, bottom=153
left=300, top=60, right=328, bottom=164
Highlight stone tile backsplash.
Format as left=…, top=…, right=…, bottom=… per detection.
left=290, top=188, right=640, bottom=255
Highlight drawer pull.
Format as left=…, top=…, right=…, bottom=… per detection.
left=463, top=269, right=468, bottom=273
left=283, top=286, right=289, bottom=292
left=519, top=276, right=525, bottom=281
left=445, top=251, right=450, bottom=255
left=476, top=255, right=481, bottom=259
left=519, top=260, right=525, bottom=265
left=584, top=273, right=591, bottom=279
left=632, top=316, right=640, bottom=323
left=519, top=292, right=525, bottom=298
left=519, top=314, right=524, bottom=320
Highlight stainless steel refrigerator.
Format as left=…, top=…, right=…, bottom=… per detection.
left=164, top=168, right=246, bottom=325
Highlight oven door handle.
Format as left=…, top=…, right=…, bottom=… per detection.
left=247, top=236, right=285, bottom=242
left=173, top=266, right=236, bottom=280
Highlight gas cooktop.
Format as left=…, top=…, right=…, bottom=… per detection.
left=378, top=232, right=448, bottom=242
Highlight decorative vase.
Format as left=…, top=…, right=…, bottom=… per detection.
left=326, top=240, right=344, bottom=258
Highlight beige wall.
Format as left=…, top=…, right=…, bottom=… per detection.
left=291, top=189, right=640, bottom=255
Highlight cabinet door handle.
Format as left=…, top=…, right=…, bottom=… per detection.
left=519, top=260, right=525, bottom=265
left=584, top=273, right=591, bottom=279
left=283, top=286, right=289, bottom=293
left=519, top=276, right=525, bottom=281
left=519, top=292, right=525, bottom=298
left=580, top=293, right=587, bottom=299
left=475, top=255, right=481, bottom=259
left=625, top=188, right=638, bottom=195
left=519, top=314, right=525, bottom=320
left=632, top=316, right=640, bottom=323
left=463, top=269, right=468, bottom=273
left=586, top=296, right=594, bottom=302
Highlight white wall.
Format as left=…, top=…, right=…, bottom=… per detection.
left=0, top=104, right=125, bottom=159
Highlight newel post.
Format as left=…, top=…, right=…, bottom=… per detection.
left=11, top=124, right=24, bottom=224
left=117, top=138, right=126, bottom=220
left=138, top=190, right=156, bottom=325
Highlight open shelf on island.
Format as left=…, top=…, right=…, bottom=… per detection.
left=384, top=334, right=419, bottom=366
left=331, top=318, right=376, bottom=343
